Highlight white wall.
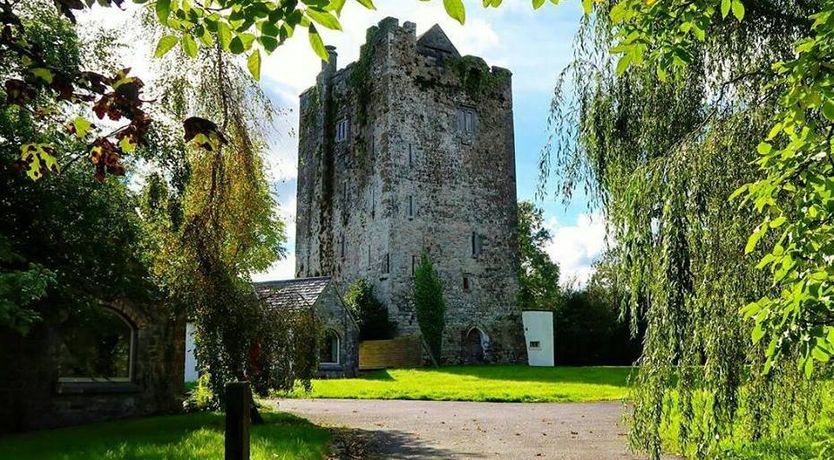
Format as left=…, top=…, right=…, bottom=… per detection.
left=522, top=311, right=555, bottom=367
left=184, top=323, right=198, bottom=382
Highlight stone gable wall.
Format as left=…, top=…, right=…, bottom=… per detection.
left=296, top=18, right=525, bottom=364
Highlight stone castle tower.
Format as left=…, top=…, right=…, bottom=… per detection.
left=295, top=18, right=524, bottom=363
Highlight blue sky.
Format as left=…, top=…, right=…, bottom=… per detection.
left=83, top=1, right=607, bottom=286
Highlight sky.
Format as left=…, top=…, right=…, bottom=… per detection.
left=82, top=1, right=608, bottom=287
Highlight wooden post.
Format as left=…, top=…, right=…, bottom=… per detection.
left=225, top=381, right=250, bottom=460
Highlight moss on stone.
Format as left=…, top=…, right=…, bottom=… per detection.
left=448, top=55, right=509, bottom=100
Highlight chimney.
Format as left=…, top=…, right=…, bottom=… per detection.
left=322, top=45, right=338, bottom=73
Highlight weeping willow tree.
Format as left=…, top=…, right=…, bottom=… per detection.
left=541, top=3, right=828, bottom=458
left=133, top=14, right=310, bottom=410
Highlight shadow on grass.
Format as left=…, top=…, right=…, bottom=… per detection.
left=0, top=412, right=329, bottom=460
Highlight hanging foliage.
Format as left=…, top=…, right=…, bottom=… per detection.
left=540, top=3, right=830, bottom=458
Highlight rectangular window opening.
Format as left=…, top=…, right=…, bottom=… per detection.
left=463, top=276, right=470, bottom=291
left=407, top=195, right=414, bottom=219
left=529, top=341, right=541, bottom=350
left=336, top=118, right=349, bottom=142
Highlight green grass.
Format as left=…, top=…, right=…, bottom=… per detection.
left=0, top=411, right=330, bottom=460
left=284, top=365, right=633, bottom=402
left=660, top=382, right=834, bottom=459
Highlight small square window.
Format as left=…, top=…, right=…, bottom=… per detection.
left=529, top=341, right=541, bottom=350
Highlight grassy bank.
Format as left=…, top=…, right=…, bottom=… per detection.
left=0, top=411, right=330, bottom=460
left=283, top=365, right=633, bottom=402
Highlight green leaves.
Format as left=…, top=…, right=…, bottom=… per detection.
left=731, top=0, right=745, bottom=21
left=308, top=25, right=328, bottom=61
left=247, top=49, right=261, bottom=80
left=217, top=22, right=232, bottom=50
left=444, top=0, right=466, bottom=25
left=156, top=0, right=171, bottom=25
left=181, top=33, right=198, bottom=58
left=306, top=8, right=342, bottom=30
left=721, top=0, right=745, bottom=20
left=154, top=35, right=179, bottom=57
left=19, top=143, right=59, bottom=181
left=71, top=116, right=92, bottom=139
left=532, top=0, right=546, bottom=9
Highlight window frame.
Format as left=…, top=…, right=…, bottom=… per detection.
left=57, top=306, right=136, bottom=384
left=335, top=118, right=349, bottom=143
left=320, top=330, right=341, bottom=365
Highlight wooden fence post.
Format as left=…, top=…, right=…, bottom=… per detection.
left=225, top=381, right=250, bottom=460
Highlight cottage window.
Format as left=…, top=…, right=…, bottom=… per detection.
left=320, top=330, right=340, bottom=365
left=57, top=307, right=134, bottom=382
left=336, top=118, right=349, bottom=142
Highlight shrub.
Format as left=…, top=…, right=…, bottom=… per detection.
left=413, top=253, right=446, bottom=362
left=344, top=278, right=395, bottom=340
left=554, top=287, right=642, bottom=365
left=184, top=373, right=214, bottom=412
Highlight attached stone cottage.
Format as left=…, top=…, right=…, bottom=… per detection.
left=0, top=301, right=185, bottom=433
left=255, top=277, right=359, bottom=378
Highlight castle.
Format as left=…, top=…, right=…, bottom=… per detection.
left=295, top=18, right=524, bottom=363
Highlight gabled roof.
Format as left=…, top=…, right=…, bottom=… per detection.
left=417, top=24, right=460, bottom=58
left=254, top=277, right=331, bottom=312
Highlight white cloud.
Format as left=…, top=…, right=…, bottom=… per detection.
left=251, top=253, right=296, bottom=282
left=544, top=212, right=607, bottom=287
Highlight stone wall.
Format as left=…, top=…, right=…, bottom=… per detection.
left=315, top=284, right=360, bottom=378
left=0, top=300, right=184, bottom=433
left=296, top=17, right=525, bottom=364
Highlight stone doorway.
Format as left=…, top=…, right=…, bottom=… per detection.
left=463, top=327, right=488, bottom=363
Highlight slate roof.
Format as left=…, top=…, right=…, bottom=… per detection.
left=254, top=277, right=331, bottom=312
left=416, top=24, right=460, bottom=58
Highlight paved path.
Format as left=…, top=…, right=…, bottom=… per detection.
left=277, top=399, right=671, bottom=459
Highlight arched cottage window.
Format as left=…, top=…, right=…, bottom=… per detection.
left=57, top=306, right=135, bottom=382
left=319, top=330, right=340, bottom=365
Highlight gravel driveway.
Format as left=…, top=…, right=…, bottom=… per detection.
left=276, top=399, right=674, bottom=459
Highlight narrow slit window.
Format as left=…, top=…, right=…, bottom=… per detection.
left=463, top=276, right=470, bottom=291
left=336, top=118, right=349, bottom=142
left=471, top=232, right=483, bottom=257
left=407, top=195, right=414, bottom=219
left=382, top=253, right=390, bottom=274
left=411, top=255, right=417, bottom=276
left=408, top=144, right=415, bottom=167
left=340, top=235, right=346, bottom=259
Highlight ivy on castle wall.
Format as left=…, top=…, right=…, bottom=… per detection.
left=448, top=56, right=509, bottom=101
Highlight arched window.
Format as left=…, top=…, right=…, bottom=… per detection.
left=57, top=307, right=134, bottom=382
left=319, top=330, right=340, bottom=365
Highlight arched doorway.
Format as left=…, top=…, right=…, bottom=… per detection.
left=463, top=327, right=488, bottom=363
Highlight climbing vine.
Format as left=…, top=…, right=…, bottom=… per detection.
left=448, top=55, right=508, bottom=100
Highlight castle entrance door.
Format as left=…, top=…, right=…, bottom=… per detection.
left=464, top=328, right=485, bottom=363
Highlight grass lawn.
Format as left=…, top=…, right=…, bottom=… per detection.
left=0, top=411, right=330, bottom=460
left=284, top=365, right=633, bottom=402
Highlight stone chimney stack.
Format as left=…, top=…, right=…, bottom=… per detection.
left=322, top=45, right=338, bottom=73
